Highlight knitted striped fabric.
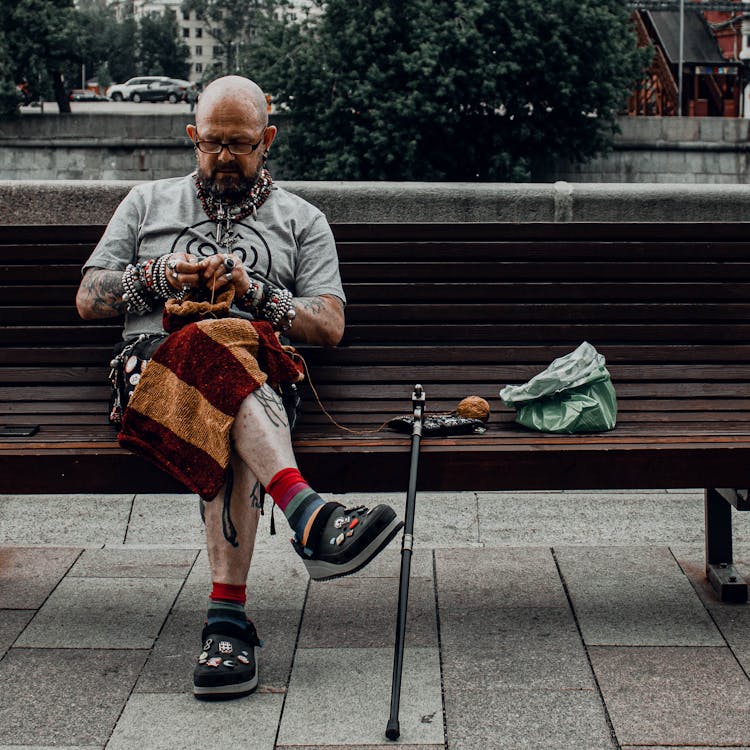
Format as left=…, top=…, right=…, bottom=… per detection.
left=118, top=317, right=303, bottom=501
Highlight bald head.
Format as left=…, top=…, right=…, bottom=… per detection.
left=196, top=75, right=268, bottom=130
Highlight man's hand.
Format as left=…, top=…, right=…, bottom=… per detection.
left=198, top=253, right=249, bottom=295
left=166, top=253, right=202, bottom=291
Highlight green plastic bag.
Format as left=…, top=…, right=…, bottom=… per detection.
left=499, top=342, right=617, bottom=434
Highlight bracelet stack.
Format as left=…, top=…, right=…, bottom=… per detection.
left=236, top=279, right=296, bottom=332
left=122, top=255, right=188, bottom=315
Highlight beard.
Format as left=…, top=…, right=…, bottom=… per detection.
left=197, top=162, right=262, bottom=203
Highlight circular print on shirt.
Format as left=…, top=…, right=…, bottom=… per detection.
left=171, top=219, right=272, bottom=278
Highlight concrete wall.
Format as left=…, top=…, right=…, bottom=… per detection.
left=2, top=179, right=749, bottom=225
left=0, top=112, right=197, bottom=181
left=552, top=116, right=750, bottom=184
left=0, top=112, right=296, bottom=181
left=3, top=113, right=750, bottom=183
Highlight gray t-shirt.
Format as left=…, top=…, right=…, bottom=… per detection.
left=83, top=174, right=346, bottom=339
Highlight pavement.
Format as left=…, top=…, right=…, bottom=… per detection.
left=1, top=489, right=749, bottom=750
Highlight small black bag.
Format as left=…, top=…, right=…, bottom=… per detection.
left=108, top=333, right=168, bottom=425
left=387, top=413, right=486, bottom=436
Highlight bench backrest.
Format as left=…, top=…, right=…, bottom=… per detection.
left=2, top=223, right=750, bottom=436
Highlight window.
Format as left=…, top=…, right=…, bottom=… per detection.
left=195, top=27, right=202, bottom=38
left=195, top=45, right=202, bottom=56
left=213, top=45, right=222, bottom=56
left=195, top=62, right=203, bottom=73
left=182, top=10, right=189, bottom=20
left=183, top=27, right=189, bottom=38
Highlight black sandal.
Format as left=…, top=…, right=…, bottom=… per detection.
left=193, top=619, right=262, bottom=700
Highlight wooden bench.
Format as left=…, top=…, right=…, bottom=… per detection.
left=2, top=222, right=750, bottom=602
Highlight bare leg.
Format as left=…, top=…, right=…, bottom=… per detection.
left=203, top=454, right=263, bottom=585
left=230, top=383, right=298, bottom=486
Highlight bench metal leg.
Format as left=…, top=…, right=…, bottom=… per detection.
left=705, top=488, right=748, bottom=603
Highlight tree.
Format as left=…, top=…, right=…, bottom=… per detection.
left=268, top=0, right=649, bottom=180
left=0, top=31, right=22, bottom=116
left=2, top=0, right=80, bottom=114
left=182, top=0, right=293, bottom=80
left=72, top=0, right=137, bottom=87
left=138, top=9, right=191, bottom=79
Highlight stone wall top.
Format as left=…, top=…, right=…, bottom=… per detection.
left=0, top=179, right=749, bottom=224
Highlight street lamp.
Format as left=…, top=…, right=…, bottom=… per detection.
left=678, top=0, right=684, bottom=115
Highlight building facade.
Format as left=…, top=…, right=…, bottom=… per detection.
left=109, top=0, right=317, bottom=82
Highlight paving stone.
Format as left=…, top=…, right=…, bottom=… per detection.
left=107, top=692, right=282, bottom=750
left=341, top=545, right=433, bottom=579
left=675, top=553, right=750, bottom=673
left=125, top=493, right=204, bottom=546
left=0, top=648, right=146, bottom=746
left=555, top=546, right=721, bottom=646
left=69, top=546, right=197, bottom=578
left=622, top=747, right=750, bottom=750
left=0, top=609, right=34, bottom=654
left=0, top=495, right=132, bottom=545
left=444, top=688, right=615, bottom=750
left=478, top=491, right=704, bottom=547
left=16, top=576, right=182, bottom=649
left=440, top=606, right=594, bottom=691
left=0, top=546, right=81, bottom=607
left=590, top=646, right=750, bottom=746
left=278, top=647, right=443, bottom=746
left=280, top=740, right=445, bottom=750
left=333, top=491, right=480, bottom=547
left=435, top=547, right=568, bottom=608
left=277, top=746, right=443, bottom=750
left=177, top=549, right=309, bottom=611
left=0, top=746, right=102, bottom=750
left=135, top=605, right=301, bottom=693
left=299, top=576, right=437, bottom=648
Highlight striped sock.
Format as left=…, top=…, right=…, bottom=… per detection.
left=267, top=467, right=326, bottom=547
left=207, top=582, right=247, bottom=630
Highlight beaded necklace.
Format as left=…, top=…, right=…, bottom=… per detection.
left=193, top=169, right=274, bottom=250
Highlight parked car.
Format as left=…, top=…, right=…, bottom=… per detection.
left=107, top=76, right=183, bottom=103
left=69, top=89, right=109, bottom=102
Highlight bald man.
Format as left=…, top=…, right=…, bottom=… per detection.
left=76, top=75, right=402, bottom=700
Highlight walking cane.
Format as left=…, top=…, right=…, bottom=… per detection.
left=385, top=383, right=426, bottom=741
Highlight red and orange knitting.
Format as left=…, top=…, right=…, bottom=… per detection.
left=118, top=314, right=303, bottom=501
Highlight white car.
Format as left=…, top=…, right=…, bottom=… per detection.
left=107, top=76, right=181, bottom=103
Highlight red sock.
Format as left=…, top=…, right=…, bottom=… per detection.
left=210, top=582, right=246, bottom=605
left=267, top=467, right=309, bottom=512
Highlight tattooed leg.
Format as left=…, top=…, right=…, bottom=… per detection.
left=204, top=455, right=261, bottom=584
left=252, top=384, right=289, bottom=429
left=231, top=384, right=298, bottom=488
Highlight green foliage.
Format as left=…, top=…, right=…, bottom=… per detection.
left=0, top=31, right=21, bottom=117
left=1, top=0, right=80, bottom=114
left=138, top=9, right=191, bottom=79
left=183, top=0, right=294, bottom=81
left=268, top=0, right=648, bottom=180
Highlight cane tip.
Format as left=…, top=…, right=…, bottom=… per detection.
left=385, top=719, right=400, bottom=740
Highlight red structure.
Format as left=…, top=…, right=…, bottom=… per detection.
left=630, top=3, right=744, bottom=116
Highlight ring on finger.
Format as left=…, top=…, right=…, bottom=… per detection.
left=167, top=258, right=178, bottom=270
left=224, top=271, right=233, bottom=281
left=223, top=256, right=235, bottom=270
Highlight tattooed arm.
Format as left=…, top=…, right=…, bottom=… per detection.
left=288, top=294, right=345, bottom=347
left=76, top=267, right=127, bottom=319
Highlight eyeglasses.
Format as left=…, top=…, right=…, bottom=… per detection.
left=193, top=130, right=266, bottom=155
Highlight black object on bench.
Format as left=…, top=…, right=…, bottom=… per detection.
left=2, top=222, right=750, bottom=602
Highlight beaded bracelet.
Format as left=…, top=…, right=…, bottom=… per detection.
left=153, top=255, right=174, bottom=300
left=260, top=287, right=295, bottom=330
left=236, top=279, right=265, bottom=313
left=122, top=264, right=155, bottom=315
